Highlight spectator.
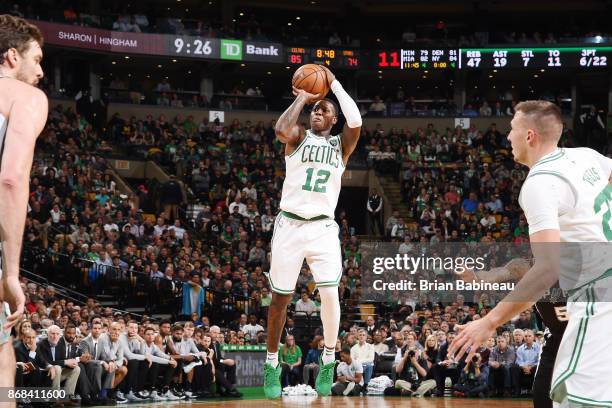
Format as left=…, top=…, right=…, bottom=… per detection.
left=350, top=330, right=376, bottom=386
left=279, top=334, right=302, bottom=387
left=433, top=332, right=461, bottom=396
left=37, top=325, right=81, bottom=403
left=393, top=346, right=436, bottom=397
left=15, top=328, right=53, bottom=389
left=242, top=314, right=264, bottom=340
left=369, top=96, right=386, bottom=116
left=511, top=329, right=540, bottom=396
left=488, top=335, right=516, bottom=397
left=208, top=326, right=242, bottom=397
left=367, top=189, right=383, bottom=235
left=453, top=352, right=488, bottom=397
left=372, top=330, right=389, bottom=354
left=159, top=175, right=185, bottom=220
left=141, top=326, right=179, bottom=400
left=295, top=291, right=317, bottom=315
left=303, top=336, right=323, bottom=387
left=332, top=347, right=364, bottom=396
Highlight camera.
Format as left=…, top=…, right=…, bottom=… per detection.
left=472, top=355, right=479, bottom=363
left=408, top=350, right=416, bottom=358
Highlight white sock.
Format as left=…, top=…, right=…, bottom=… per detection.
left=322, top=346, right=336, bottom=365
left=318, top=286, right=340, bottom=365
left=266, top=351, right=279, bottom=368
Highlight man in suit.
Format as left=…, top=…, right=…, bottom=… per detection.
left=208, top=325, right=241, bottom=397
left=14, top=328, right=53, bottom=388
left=37, top=325, right=80, bottom=404
left=63, top=324, right=97, bottom=406
left=79, top=321, right=126, bottom=403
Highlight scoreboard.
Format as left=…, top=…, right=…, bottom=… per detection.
left=459, top=47, right=610, bottom=69
left=377, top=49, right=458, bottom=69
left=287, top=46, right=360, bottom=69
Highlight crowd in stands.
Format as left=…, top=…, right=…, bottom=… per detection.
left=7, top=1, right=610, bottom=47
left=15, top=90, right=608, bottom=405
left=275, top=313, right=543, bottom=397
left=13, top=278, right=243, bottom=406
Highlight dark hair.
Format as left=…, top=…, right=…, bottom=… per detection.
left=144, top=327, right=155, bottom=334
left=64, top=323, right=76, bottom=331
left=171, top=323, right=184, bottom=332
left=341, top=346, right=352, bottom=355
left=0, top=15, right=43, bottom=63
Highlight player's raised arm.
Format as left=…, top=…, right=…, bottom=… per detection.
left=321, top=66, right=362, bottom=163
left=275, top=87, right=319, bottom=148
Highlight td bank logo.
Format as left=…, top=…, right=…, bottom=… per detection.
left=221, top=39, right=242, bottom=60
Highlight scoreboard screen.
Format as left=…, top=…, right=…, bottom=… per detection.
left=286, top=46, right=359, bottom=69
left=377, top=49, right=458, bottom=69
left=459, top=47, right=610, bottom=69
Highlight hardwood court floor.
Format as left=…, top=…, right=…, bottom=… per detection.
left=116, top=397, right=532, bottom=408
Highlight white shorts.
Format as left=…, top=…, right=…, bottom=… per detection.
left=267, top=212, right=342, bottom=295
left=550, top=276, right=612, bottom=406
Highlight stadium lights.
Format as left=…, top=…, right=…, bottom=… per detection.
left=124, top=56, right=129, bottom=60
left=172, top=59, right=177, bottom=62
left=296, top=16, right=301, bottom=20
left=239, top=12, right=244, bottom=16
left=111, top=61, right=116, bottom=65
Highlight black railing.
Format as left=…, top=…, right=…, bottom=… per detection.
left=23, top=245, right=259, bottom=323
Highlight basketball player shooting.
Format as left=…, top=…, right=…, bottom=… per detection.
left=449, top=101, right=612, bottom=407
left=263, top=65, right=362, bottom=398
left=0, top=15, right=47, bottom=400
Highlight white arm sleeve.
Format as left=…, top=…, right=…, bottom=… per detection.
left=519, top=174, right=575, bottom=234
left=330, top=80, right=362, bottom=128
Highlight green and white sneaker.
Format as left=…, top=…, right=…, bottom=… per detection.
left=315, top=358, right=336, bottom=396
left=263, top=362, right=282, bottom=398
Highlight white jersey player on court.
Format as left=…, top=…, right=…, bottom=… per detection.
left=450, top=101, right=612, bottom=407
left=0, top=14, right=48, bottom=401
left=262, top=66, right=361, bottom=398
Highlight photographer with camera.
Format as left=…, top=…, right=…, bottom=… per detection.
left=453, top=352, right=488, bottom=397
left=393, top=346, right=436, bottom=397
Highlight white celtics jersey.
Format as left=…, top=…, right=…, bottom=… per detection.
left=280, top=130, right=345, bottom=219
left=519, top=147, right=612, bottom=290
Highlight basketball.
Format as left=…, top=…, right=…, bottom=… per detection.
left=292, top=64, right=330, bottom=100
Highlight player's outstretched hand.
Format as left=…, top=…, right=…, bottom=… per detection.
left=320, top=65, right=336, bottom=86
left=292, top=86, right=320, bottom=105
left=448, top=318, right=496, bottom=363
left=3, top=276, right=25, bottom=331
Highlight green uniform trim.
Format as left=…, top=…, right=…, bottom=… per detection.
left=550, top=285, right=595, bottom=400
left=280, top=210, right=329, bottom=221
left=532, top=149, right=565, bottom=169
left=287, top=133, right=310, bottom=158
left=567, top=268, right=612, bottom=298
left=567, top=393, right=612, bottom=407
